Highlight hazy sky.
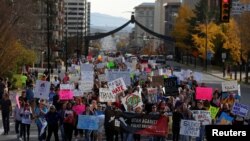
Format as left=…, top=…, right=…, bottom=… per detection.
left=90, top=0, right=155, bottom=19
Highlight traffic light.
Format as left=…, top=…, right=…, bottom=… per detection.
left=220, top=0, right=231, bottom=23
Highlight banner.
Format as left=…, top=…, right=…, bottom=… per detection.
left=196, top=87, right=213, bottom=101
left=108, top=78, right=127, bottom=95
left=216, top=112, right=234, bottom=125
left=151, top=76, right=164, bottom=87
left=222, top=81, right=238, bottom=92
left=107, top=70, right=131, bottom=86
left=180, top=120, right=200, bottom=137
left=121, top=92, right=143, bottom=111
left=99, top=88, right=116, bottom=102
left=232, top=102, right=249, bottom=117
left=59, top=90, right=74, bottom=100
left=105, top=110, right=168, bottom=136
left=77, top=115, right=99, bottom=130
left=164, top=77, right=178, bottom=96
left=147, top=88, right=158, bottom=104
left=34, top=80, right=51, bottom=99
left=209, top=106, right=220, bottom=119
left=192, top=110, right=212, bottom=125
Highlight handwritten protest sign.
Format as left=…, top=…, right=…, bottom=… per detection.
left=232, top=102, right=249, bottom=117
left=180, top=120, right=200, bottom=137
left=81, top=71, right=94, bottom=82
left=98, top=74, right=107, bottom=82
left=77, top=115, right=99, bottom=130
left=59, top=90, right=74, bottom=100
left=192, top=110, right=211, bottom=125
left=121, top=92, right=143, bottom=111
left=34, top=80, right=51, bottom=99
left=196, top=87, right=213, bottom=101
left=96, top=63, right=105, bottom=69
left=217, top=112, right=234, bottom=125
left=60, top=84, right=73, bottom=90
left=73, top=89, right=83, bottom=97
left=222, top=81, right=238, bottom=92
left=79, top=81, right=93, bottom=92
left=209, top=106, right=219, bottom=119
left=147, top=88, right=158, bottom=103
left=80, top=64, right=93, bottom=72
left=108, top=78, right=127, bottom=95
left=99, top=88, right=116, bottom=102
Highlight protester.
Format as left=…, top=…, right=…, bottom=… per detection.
left=21, top=102, right=33, bottom=141
left=45, top=105, right=60, bottom=141
left=63, top=102, right=75, bottom=141
left=14, top=97, right=24, bottom=140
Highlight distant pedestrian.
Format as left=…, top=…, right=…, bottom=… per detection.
left=21, top=103, right=33, bottom=141
left=14, top=97, right=24, bottom=140
left=0, top=93, right=12, bottom=135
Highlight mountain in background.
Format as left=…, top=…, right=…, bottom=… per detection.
left=90, top=13, right=133, bottom=33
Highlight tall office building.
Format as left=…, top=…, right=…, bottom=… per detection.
left=134, top=3, right=155, bottom=47
left=64, top=0, right=90, bottom=37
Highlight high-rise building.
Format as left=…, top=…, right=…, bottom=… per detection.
left=134, top=3, right=155, bottom=47
left=64, top=0, right=89, bottom=37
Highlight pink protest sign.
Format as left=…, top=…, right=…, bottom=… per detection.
left=59, top=90, right=74, bottom=100
left=16, top=95, right=20, bottom=109
left=72, top=105, right=86, bottom=115
left=145, top=68, right=151, bottom=73
left=196, top=87, right=213, bottom=101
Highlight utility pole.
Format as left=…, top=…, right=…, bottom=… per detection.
left=47, top=0, right=50, bottom=81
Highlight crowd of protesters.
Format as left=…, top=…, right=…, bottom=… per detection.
left=0, top=53, right=249, bottom=141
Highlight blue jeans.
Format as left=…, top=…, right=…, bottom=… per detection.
left=123, top=132, right=133, bottom=141
left=60, top=125, right=65, bottom=141
left=85, top=130, right=93, bottom=141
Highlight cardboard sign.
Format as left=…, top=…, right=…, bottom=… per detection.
left=121, top=92, right=143, bottom=111
left=34, top=80, right=51, bottom=99
left=73, top=89, right=83, bottom=97
left=232, top=102, right=249, bottom=117
left=209, top=106, right=220, bottom=119
left=77, top=115, right=99, bottom=130
left=164, top=77, right=178, bottom=96
left=79, top=81, right=93, bottom=92
left=222, top=81, right=238, bottom=92
left=180, top=120, right=200, bottom=137
left=99, top=88, right=116, bottom=102
left=147, top=88, right=158, bottom=104
left=59, top=90, right=74, bottom=100
left=151, top=76, right=164, bottom=87
left=195, top=87, right=213, bottom=101
left=72, top=105, right=86, bottom=115
left=192, top=110, right=212, bottom=125
left=81, top=71, right=94, bottom=82
left=108, top=78, right=127, bottom=95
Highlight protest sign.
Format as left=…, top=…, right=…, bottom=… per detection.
left=73, top=89, right=83, bottom=97
left=77, top=115, right=99, bottom=130
left=96, top=63, right=105, bottom=69
left=107, top=70, right=131, bottom=86
left=106, top=109, right=168, bottom=136
left=121, top=92, right=143, bottom=111
left=209, top=106, right=219, bottom=119
left=195, top=87, right=213, bottom=101
left=60, top=84, right=73, bottom=90
left=16, top=95, right=20, bottom=109
left=232, top=102, right=249, bottom=117
left=108, top=78, right=127, bottom=95
left=99, top=88, right=116, bottom=102
left=59, top=90, right=74, bottom=100
left=98, top=74, right=107, bottom=82
left=80, top=64, right=93, bottom=72
left=192, top=110, right=212, bottom=125
left=79, top=81, right=93, bottom=92
left=151, top=76, right=164, bottom=87
left=34, top=80, right=51, bottom=99
left=107, top=61, right=115, bottom=69
left=81, top=71, right=94, bottom=82
left=216, top=112, right=234, bottom=125
left=147, top=88, right=158, bottom=103
left=222, top=81, right=238, bottom=92
left=180, top=120, right=200, bottom=137
left=164, top=77, right=178, bottom=96
left=72, top=105, right=86, bottom=115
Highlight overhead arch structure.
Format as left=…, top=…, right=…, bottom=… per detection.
left=84, top=14, right=175, bottom=56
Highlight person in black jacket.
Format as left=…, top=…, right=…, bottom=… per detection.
left=45, top=105, right=60, bottom=141
left=0, top=93, right=12, bottom=135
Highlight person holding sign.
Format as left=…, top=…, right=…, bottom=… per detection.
left=63, top=102, right=75, bottom=141
left=20, top=103, right=33, bottom=141
left=14, top=97, right=24, bottom=140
